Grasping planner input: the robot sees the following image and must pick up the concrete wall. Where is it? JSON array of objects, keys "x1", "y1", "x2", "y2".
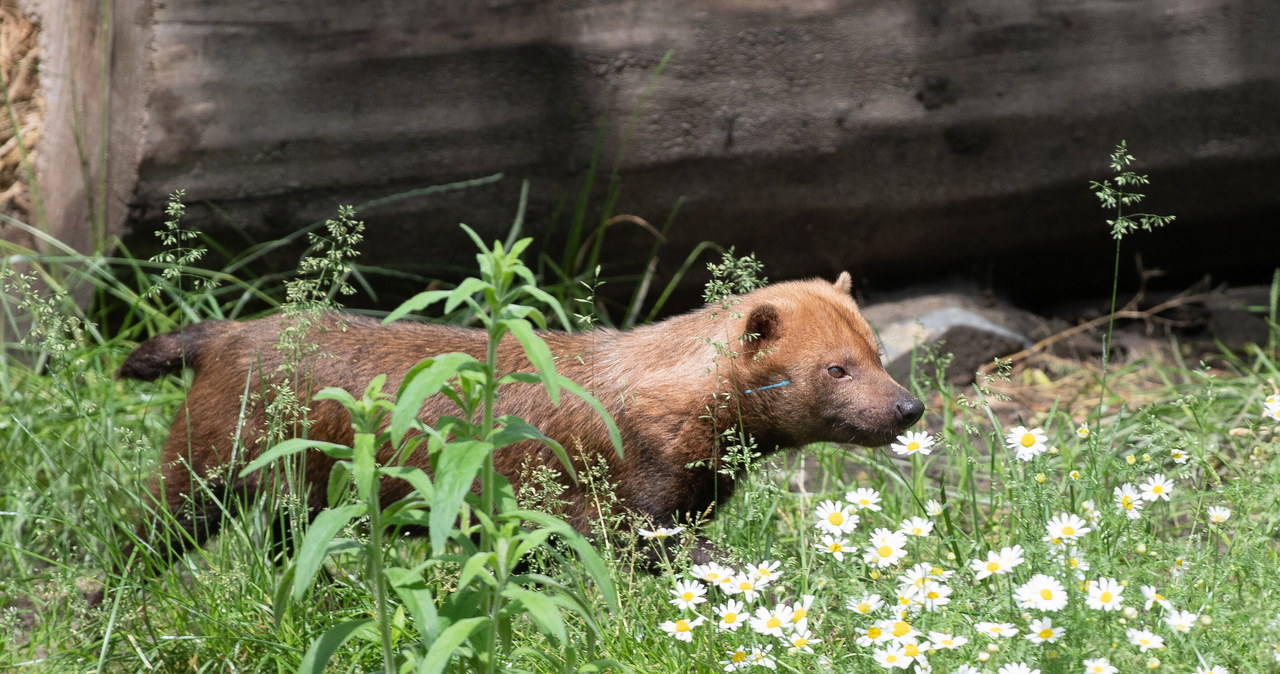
[{"x1": 26, "y1": 0, "x2": 1280, "y2": 308}]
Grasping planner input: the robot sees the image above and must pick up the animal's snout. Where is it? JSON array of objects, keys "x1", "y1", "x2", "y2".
[{"x1": 895, "y1": 396, "x2": 925, "y2": 427}]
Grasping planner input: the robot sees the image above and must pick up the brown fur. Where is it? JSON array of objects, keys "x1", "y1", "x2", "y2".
[{"x1": 114, "y1": 273, "x2": 922, "y2": 577}]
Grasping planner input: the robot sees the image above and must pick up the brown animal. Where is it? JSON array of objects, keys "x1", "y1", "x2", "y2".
[{"x1": 112, "y1": 272, "x2": 922, "y2": 583}]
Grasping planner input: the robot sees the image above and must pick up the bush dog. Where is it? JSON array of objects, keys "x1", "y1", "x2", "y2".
[{"x1": 112, "y1": 272, "x2": 922, "y2": 585}]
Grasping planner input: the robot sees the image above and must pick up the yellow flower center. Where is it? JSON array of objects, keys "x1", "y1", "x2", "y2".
[
  {"x1": 910, "y1": 527, "x2": 922, "y2": 535},
  {"x1": 828, "y1": 512, "x2": 844, "y2": 525},
  {"x1": 1063, "y1": 526, "x2": 1075, "y2": 536},
  {"x1": 674, "y1": 620, "x2": 690, "y2": 632},
  {"x1": 892, "y1": 621, "x2": 911, "y2": 637},
  {"x1": 1020, "y1": 433, "x2": 1036, "y2": 447},
  {"x1": 731, "y1": 652, "x2": 747, "y2": 663},
  {"x1": 859, "y1": 499, "x2": 870, "y2": 506},
  {"x1": 927, "y1": 590, "x2": 940, "y2": 599},
  {"x1": 723, "y1": 612, "x2": 738, "y2": 623},
  {"x1": 907, "y1": 441, "x2": 920, "y2": 451},
  {"x1": 829, "y1": 543, "x2": 843, "y2": 552},
  {"x1": 794, "y1": 638, "x2": 808, "y2": 647},
  {"x1": 1122, "y1": 496, "x2": 1134, "y2": 509},
  {"x1": 792, "y1": 609, "x2": 807, "y2": 621},
  {"x1": 990, "y1": 626, "x2": 1004, "y2": 634},
  {"x1": 1039, "y1": 628, "x2": 1054, "y2": 639},
  {"x1": 739, "y1": 581, "x2": 752, "y2": 591},
  {"x1": 1099, "y1": 591, "x2": 1113, "y2": 603},
  {"x1": 766, "y1": 617, "x2": 781, "y2": 629},
  {"x1": 867, "y1": 627, "x2": 882, "y2": 638},
  {"x1": 681, "y1": 592, "x2": 693, "y2": 601},
  {"x1": 878, "y1": 545, "x2": 894, "y2": 558},
  {"x1": 1154, "y1": 593, "x2": 1165, "y2": 600},
  {"x1": 857, "y1": 603, "x2": 871, "y2": 612},
  {"x1": 904, "y1": 644, "x2": 920, "y2": 657},
  {"x1": 885, "y1": 654, "x2": 898, "y2": 663},
  {"x1": 1040, "y1": 588, "x2": 1054, "y2": 600},
  {"x1": 1152, "y1": 485, "x2": 1163, "y2": 494},
  {"x1": 986, "y1": 561, "x2": 1001, "y2": 572}
]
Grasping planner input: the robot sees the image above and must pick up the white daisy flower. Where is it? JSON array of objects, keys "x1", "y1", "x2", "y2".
[
  {"x1": 872, "y1": 644, "x2": 908, "y2": 669},
  {"x1": 1075, "y1": 424, "x2": 1090, "y2": 438},
  {"x1": 1044, "y1": 512, "x2": 1091, "y2": 540},
  {"x1": 1126, "y1": 627, "x2": 1165, "y2": 652},
  {"x1": 899, "y1": 516, "x2": 934, "y2": 537},
  {"x1": 1114, "y1": 483, "x2": 1145, "y2": 519},
  {"x1": 690, "y1": 562, "x2": 734, "y2": 589},
  {"x1": 926, "y1": 631, "x2": 967, "y2": 649},
  {"x1": 1013, "y1": 574, "x2": 1068, "y2": 612},
  {"x1": 925, "y1": 499, "x2": 945, "y2": 517},
  {"x1": 1141, "y1": 585, "x2": 1173, "y2": 611},
  {"x1": 1082, "y1": 658, "x2": 1119, "y2": 674},
  {"x1": 846, "y1": 593, "x2": 884, "y2": 615},
  {"x1": 911, "y1": 580, "x2": 952, "y2": 612},
  {"x1": 786, "y1": 627, "x2": 821, "y2": 654},
  {"x1": 846, "y1": 487, "x2": 884, "y2": 511},
  {"x1": 891, "y1": 430, "x2": 937, "y2": 456},
  {"x1": 1170, "y1": 447, "x2": 1189, "y2": 464},
  {"x1": 876, "y1": 617, "x2": 920, "y2": 643},
  {"x1": 974, "y1": 621, "x2": 1019, "y2": 638},
  {"x1": 1005, "y1": 425, "x2": 1049, "y2": 461},
  {"x1": 855, "y1": 621, "x2": 893, "y2": 647},
  {"x1": 1207, "y1": 505, "x2": 1232, "y2": 523},
  {"x1": 1163, "y1": 609, "x2": 1199, "y2": 632},
  {"x1": 1024, "y1": 616, "x2": 1064, "y2": 643},
  {"x1": 1085, "y1": 577, "x2": 1125, "y2": 611},
  {"x1": 749, "y1": 604, "x2": 794, "y2": 637},
  {"x1": 724, "y1": 574, "x2": 764, "y2": 602},
  {"x1": 669, "y1": 579, "x2": 708, "y2": 610},
  {"x1": 1139, "y1": 473, "x2": 1174, "y2": 502},
  {"x1": 745, "y1": 644, "x2": 776, "y2": 670},
  {"x1": 863, "y1": 528, "x2": 909, "y2": 568},
  {"x1": 721, "y1": 646, "x2": 751, "y2": 672},
  {"x1": 1080, "y1": 499, "x2": 1102, "y2": 522},
  {"x1": 659, "y1": 615, "x2": 704, "y2": 641},
  {"x1": 970, "y1": 545, "x2": 1025, "y2": 580},
  {"x1": 747, "y1": 560, "x2": 782, "y2": 582},
  {"x1": 816, "y1": 534, "x2": 850, "y2": 561},
  {"x1": 998, "y1": 663, "x2": 1040, "y2": 674},
  {"x1": 713, "y1": 599, "x2": 746, "y2": 631},
  {"x1": 814, "y1": 499, "x2": 859, "y2": 535},
  {"x1": 638, "y1": 526, "x2": 683, "y2": 539},
  {"x1": 787, "y1": 594, "x2": 815, "y2": 627}
]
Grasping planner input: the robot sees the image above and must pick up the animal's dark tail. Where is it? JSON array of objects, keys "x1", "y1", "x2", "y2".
[{"x1": 117, "y1": 321, "x2": 229, "y2": 381}]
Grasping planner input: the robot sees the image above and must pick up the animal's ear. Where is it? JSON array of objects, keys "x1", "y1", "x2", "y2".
[
  {"x1": 833, "y1": 271, "x2": 852, "y2": 295},
  {"x1": 744, "y1": 303, "x2": 781, "y2": 344}
]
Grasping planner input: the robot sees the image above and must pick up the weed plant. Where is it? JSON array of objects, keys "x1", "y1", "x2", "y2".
[{"x1": 0, "y1": 146, "x2": 1277, "y2": 674}]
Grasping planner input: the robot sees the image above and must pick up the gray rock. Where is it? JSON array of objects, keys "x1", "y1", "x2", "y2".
[{"x1": 863, "y1": 292, "x2": 1040, "y2": 386}]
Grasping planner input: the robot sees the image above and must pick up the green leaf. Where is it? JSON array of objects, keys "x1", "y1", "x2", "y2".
[
  {"x1": 513, "y1": 510, "x2": 619, "y2": 613},
  {"x1": 351, "y1": 431, "x2": 378, "y2": 503},
  {"x1": 520, "y1": 284, "x2": 572, "y2": 330},
  {"x1": 385, "y1": 567, "x2": 441, "y2": 643},
  {"x1": 378, "y1": 465, "x2": 434, "y2": 503},
  {"x1": 430, "y1": 440, "x2": 493, "y2": 555},
  {"x1": 492, "y1": 415, "x2": 576, "y2": 483},
  {"x1": 391, "y1": 352, "x2": 478, "y2": 446},
  {"x1": 458, "y1": 550, "x2": 498, "y2": 590},
  {"x1": 291, "y1": 504, "x2": 366, "y2": 603},
  {"x1": 444, "y1": 277, "x2": 490, "y2": 314},
  {"x1": 296, "y1": 617, "x2": 375, "y2": 674},
  {"x1": 505, "y1": 318, "x2": 560, "y2": 404},
  {"x1": 384, "y1": 289, "x2": 452, "y2": 323},
  {"x1": 239, "y1": 438, "x2": 352, "y2": 478},
  {"x1": 502, "y1": 586, "x2": 567, "y2": 644},
  {"x1": 558, "y1": 377, "x2": 623, "y2": 459},
  {"x1": 417, "y1": 616, "x2": 488, "y2": 674}
]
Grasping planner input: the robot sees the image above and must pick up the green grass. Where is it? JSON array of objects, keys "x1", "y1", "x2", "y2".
[{"x1": 2, "y1": 166, "x2": 1279, "y2": 672}]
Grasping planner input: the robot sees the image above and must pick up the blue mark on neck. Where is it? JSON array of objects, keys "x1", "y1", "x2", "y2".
[{"x1": 744, "y1": 380, "x2": 791, "y2": 394}]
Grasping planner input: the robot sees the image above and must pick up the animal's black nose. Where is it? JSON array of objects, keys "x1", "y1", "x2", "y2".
[{"x1": 896, "y1": 397, "x2": 925, "y2": 426}]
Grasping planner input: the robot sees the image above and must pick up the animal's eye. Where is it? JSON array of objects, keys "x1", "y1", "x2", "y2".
[{"x1": 827, "y1": 365, "x2": 847, "y2": 379}]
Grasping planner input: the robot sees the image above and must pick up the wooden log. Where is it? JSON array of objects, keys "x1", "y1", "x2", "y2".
[{"x1": 17, "y1": 0, "x2": 1280, "y2": 308}]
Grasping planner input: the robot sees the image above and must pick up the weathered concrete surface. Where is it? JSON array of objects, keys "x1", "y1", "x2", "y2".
[{"x1": 23, "y1": 0, "x2": 1280, "y2": 308}]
